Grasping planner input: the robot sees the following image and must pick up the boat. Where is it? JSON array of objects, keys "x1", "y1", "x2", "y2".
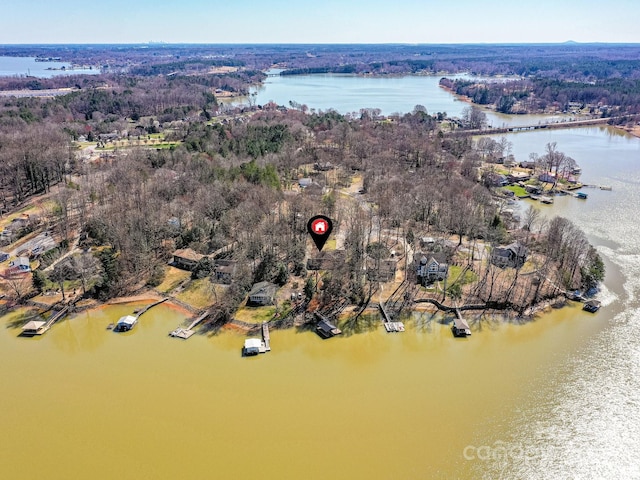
[
  {"x1": 599, "y1": 185, "x2": 612, "y2": 191},
  {"x1": 113, "y1": 315, "x2": 137, "y2": 332},
  {"x1": 575, "y1": 192, "x2": 588, "y2": 199},
  {"x1": 539, "y1": 196, "x2": 554, "y2": 204},
  {"x1": 583, "y1": 300, "x2": 601, "y2": 313}
]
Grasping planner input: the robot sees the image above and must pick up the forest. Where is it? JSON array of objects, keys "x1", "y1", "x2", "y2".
[
  {"x1": 440, "y1": 76, "x2": 640, "y2": 115},
  {"x1": 0, "y1": 44, "x2": 608, "y2": 328}
]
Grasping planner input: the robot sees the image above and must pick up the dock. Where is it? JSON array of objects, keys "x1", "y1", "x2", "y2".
[
  {"x1": 315, "y1": 312, "x2": 342, "y2": 338},
  {"x1": 451, "y1": 309, "x2": 471, "y2": 337},
  {"x1": 134, "y1": 298, "x2": 168, "y2": 318},
  {"x1": 113, "y1": 298, "x2": 168, "y2": 333},
  {"x1": 379, "y1": 301, "x2": 404, "y2": 333},
  {"x1": 169, "y1": 310, "x2": 210, "y2": 339},
  {"x1": 21, "y1": 305, "x2": 70, "y2": 336},
  {"x1": 262, "y1": 321, "x2": 271, "y2": 351}
]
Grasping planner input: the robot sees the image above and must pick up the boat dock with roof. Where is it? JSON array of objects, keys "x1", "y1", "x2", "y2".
[
  {"x1": 451, "y1": 309, "x2": 471, "y2": 337},
  {"x1": 21, "y1": 305, "x2": 70, "y2": 336}
]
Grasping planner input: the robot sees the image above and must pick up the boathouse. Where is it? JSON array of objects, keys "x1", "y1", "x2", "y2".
[
  {"x1": 452, "y1": 317, "x2": 472, "y2": 337},
  {"x1": 243, "y1": 338, "x2": 265, "y2": 356},
  {"x1": 21, "y1": 320, "x2": 47, "y2": 335},
  {"x1": 114, "y1": 315, "x2": 137, "y2": 332},
  {"x1": 315, "y1": 313, "x2": 342, "y2": 339}
]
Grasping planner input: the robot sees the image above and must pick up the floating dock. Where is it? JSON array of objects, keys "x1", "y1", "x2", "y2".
[{"x1": 384, "y1": 322, "x2": 405, "y2": 332}]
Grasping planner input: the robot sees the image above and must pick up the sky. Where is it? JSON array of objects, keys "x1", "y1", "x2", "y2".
[{"x1": 2, "y1": 0, "x2": 639, "y2": 44}]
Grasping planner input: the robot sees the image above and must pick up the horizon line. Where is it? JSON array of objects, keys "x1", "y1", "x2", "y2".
[{"x1": 2, "y1": 41, "x2": 640, "y2": 47}]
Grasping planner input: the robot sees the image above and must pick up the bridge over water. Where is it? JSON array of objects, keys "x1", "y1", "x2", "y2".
[{"x1": 449, "y1": 115, "x2": 637, "y2": 137}]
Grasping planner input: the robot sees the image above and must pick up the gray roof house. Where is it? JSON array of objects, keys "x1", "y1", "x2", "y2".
[
  {"x1": 247, "y1": 282, "x2": 277, "y2": 306},
  {"x1": 491, "y1": 242, "x2": 527, "y2": 269},
  {"x1": 213, "y1": 259, "x2": 237, "y2": 284}
]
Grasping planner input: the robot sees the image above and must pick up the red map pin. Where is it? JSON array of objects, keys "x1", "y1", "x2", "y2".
[{"x1": 307, "y1": 215, "x2": 333, "y2": 252}]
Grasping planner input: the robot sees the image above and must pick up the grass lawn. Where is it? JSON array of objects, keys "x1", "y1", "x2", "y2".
[
  {"x1": 504, "y1": 185, "x2": 529, "y2": 197},
  {"x1": 234, "y1": 305, "x2": 276, "y2": 324},
  {"x1": 175, "y1": 278, "x2": 219, "y2": 310},
  {"x1": 448, "y1": 265, "x2": 478, "y2": 285},
  {"x1": 155, "y1": 266, "x2": 191, "y2": 294}
]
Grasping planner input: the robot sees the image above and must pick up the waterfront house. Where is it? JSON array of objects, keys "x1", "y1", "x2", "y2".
[
  {"x1": 414, "y1": 253, "x2": 448, "y2": 284},
  {"x1": 172, "y1": 248, "x2": 205, "y2": 271},
  {"x1": 507, "y1": 171, "x2": 531, "y2": 183},
  {"x1": 484, "y1": 173, "x2": 508, "y2": 187},
  {"x1": 538, "y1": 172, "x2": 556, "y2": 184},
  {"x1": 307, "y1": 250, "x2": 346, "y2": 271},
  {"x1": 213, "y1": 259, "x2": 237, "y2": 284},
  {"x1": 366, "y1": 258, "x2": 397, "y2": 282},
  {"x1": 247, "y1": 282, "x2": 277, "y2": 306},
  {"x1": 490, "y1": 242, "x2": 527, "y2": 269}
]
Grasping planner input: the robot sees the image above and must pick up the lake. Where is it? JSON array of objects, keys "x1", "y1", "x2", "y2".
[
  {"x1": 248, "y1": 71, "x2": 570, "y2": 126},
  {"x1": 2, "y1": 76, "x2": 640, "y2": 479},
  {"x1": 0, "y1": 56, "x2": 98, "y2": 78}
]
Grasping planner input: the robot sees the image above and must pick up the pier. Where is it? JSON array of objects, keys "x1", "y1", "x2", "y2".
[
  {"x1": 21, "y1": 305, "x2": 70, "y2": 336},
  {"x1": 379, "y1": 301, "x2": 404, "y2": 333},
  {"x1": 134, "y1": 298, "x2": 168, "y2": 318},
  {"x1": 169, "y1": 310, "x2": 210, "y2": 339},
  {"x1": 262, "y1": 321, "x2": 271, "y2": 351},
  {"x1": 451, "y1": 309, "x2": 471, "y2": 337},
  {"x1": 113, "y1": 298, "x2": 168, "y2": 333}
]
